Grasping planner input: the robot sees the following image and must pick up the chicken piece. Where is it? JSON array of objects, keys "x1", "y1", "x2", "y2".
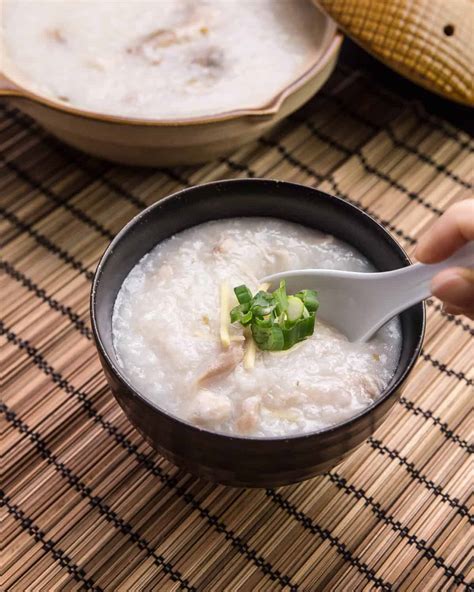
[
  {"x1": 212, "y1": 237, "x2": 235, "y2": 255},
  {"x1": 188, "y1": 390, "x2": 232, "y2": 427},
  {"x1": 126, "y1": 26, "x2": 188, "y2": 63},
  {"x1": 144, "y1": 264, "x2": 173, "y2": 290},
  {"x1": 127, "y1": 3, "x2": 215, "y2": 64},
  {"x1": 236, "y1": 396, "x2": 261, "y2": 433},
  {"x1": 188, "y1": 45, "x2": 225, "y2": 88},
  {"x1": 126, "y1": 29, "x2": 168, "y2": 64},
  {"x1": 261, "y1": 248, "x2": 290, "y2": 271},
  {"x1": 196, "y1": 343, "x2": 243, "y2": 387},
  {"x1": 156, "y1": 264, "x2": 174, "y2": 281},
  {"x1": 45, "y1": 28, "x2": 66, "y2": 44},
  {"x1": 273, "y1": 249, "x2": 290, "y2": 270},
  {"x1": 128, "y1": 28, "x2": 177, "y2": 59},
  {"x1": 85, "y1": 57, "x2": 108, "y2": 71},
  {"x1": 358, "y1": 374, "x2": 381, "y2": 398},
  {"x1": 262, "y1": 390, "x2": 306, "y2": 411},
  {"x1": 192, "y1": 46, "x2": 224, "y2": 71}
]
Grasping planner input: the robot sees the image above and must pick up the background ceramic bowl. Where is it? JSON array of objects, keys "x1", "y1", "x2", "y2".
[
  {"x1": 0, "y1": 6, "x2": 342, "y2": 166},
  {"x1": 91, "y1": 179, "x2": 425, "y2": 487}
]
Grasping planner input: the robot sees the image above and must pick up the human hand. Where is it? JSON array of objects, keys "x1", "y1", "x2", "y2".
[{"x1": 415, "y1": 199, "x2": 474, "y2": 320}]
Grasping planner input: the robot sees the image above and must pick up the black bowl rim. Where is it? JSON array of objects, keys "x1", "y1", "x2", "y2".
[{"x1": 91, "y1": 178, "x2": 425, "y2": 443}]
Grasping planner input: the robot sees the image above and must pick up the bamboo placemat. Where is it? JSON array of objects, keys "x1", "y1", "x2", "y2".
[{"x1": 1, "y1": 63, "x2": 473, "y2": 591}]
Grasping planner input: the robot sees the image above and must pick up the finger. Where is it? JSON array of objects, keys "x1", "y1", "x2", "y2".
[
  {"x1": 442, "y1": 303, "x2": 474, "y2": 317},
  {"x1": 431, "y1": 268, "x2": 474, "y2": 309},
  {"x1": 415, "y1": 199, "x2": 474, "y2": 263},
  {"x1": 443, "y1": 304, "x2": 474, "y2": 321}
]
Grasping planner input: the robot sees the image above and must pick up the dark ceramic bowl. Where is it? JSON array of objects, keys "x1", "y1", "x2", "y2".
[{"x1": 91, "y1": 179, "x2": 425, "y2": 487}]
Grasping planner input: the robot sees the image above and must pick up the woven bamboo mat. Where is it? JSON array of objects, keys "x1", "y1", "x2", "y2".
[{"x1": 1, "y1": 63, "x2": 473, "y2": 591}]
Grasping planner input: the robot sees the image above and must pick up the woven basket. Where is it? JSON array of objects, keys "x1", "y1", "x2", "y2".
[{"x1": 314, "y1": 0, "x2": 474, "y2": 106}]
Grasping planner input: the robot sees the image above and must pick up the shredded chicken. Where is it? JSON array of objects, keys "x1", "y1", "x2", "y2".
[
  {"x1": 188, "y1": 389, "x2": 232, "y2": 427},
  {"x1": 236, "y1": 396, "x2": 261, "y2": 433},
  {"x1": 212, "y1": 237, "x2": 235, "y2": 255},
  {"x1": 260, "y1": 247, "x2": 290, "y2": 270},
  {"x1": 269, "y1": 409, "x2": 300, "y2": 422},
  {"x1": 196, "y1": 343, "x2": 243, "y2": 387},
  {"x1": 263, "y1": 391, "x2": 306, "y2": 409},
  {"x1": 358, "y1": 374, "x2": 381, "y2": 398},
  {"x1": 192, "y1": 46, "x2": 224, "y2": 71},
  {"x1": 126, "y1": 28, "x2": 176, "y2": 64},
  {"x1": 156, "y1": 264, "x2": 174, "y2": 281},
  {"x1": 145, "y1": 264, "x2": 173, "y2": 290},
  {"x1": 85, "y1": 57, "x2": 107, "y2": 71},
  {"x1": 126, "y1": 3, "x2": 215, "y2": 64},
  {"x1": 273, "y1": 249, "x2": 290, "y2": 270},
  {"x1": 45, "y1": 27, "x2": 66, "y2": 44}
]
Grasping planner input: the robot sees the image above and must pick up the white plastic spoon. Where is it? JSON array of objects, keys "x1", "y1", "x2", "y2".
[{"x1": 261, "y1": 242, "x2": 474, "y2": 342}]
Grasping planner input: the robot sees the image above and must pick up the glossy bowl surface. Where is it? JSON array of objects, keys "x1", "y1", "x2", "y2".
[
  {"x1": 91, "y1": 179, "x2": 425, "y2": 487},
  {"x1": 0, "y1": 5, "x2": 342, "y2": 166}
]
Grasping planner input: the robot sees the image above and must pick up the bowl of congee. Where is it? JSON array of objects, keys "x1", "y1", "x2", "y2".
[
  {"x1": 0, "y1": 0, "x2": 342, "y2": 166},
  {"x1": 91, "y1": 180, "x2": 425, "y2": 487}
]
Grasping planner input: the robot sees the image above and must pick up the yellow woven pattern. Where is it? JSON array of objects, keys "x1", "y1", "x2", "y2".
[{"x1": 316, "y1": 0, "x2": 474, "y2": 106}]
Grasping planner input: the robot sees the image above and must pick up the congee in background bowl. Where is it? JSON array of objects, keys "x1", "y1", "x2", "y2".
[
  {"x1": 0, "y1": 0, "x2": 342, "y2": 165},
  {"x1": 91, "y1": 180, "x2": 425, "y2": 487}
]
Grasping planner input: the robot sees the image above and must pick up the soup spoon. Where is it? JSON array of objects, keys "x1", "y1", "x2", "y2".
[{"x1": 261, "y1": 242, "x2": 474, "y2": 342}]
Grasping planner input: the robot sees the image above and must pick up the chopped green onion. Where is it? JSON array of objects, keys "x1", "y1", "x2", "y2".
[
  {"x1": 273, "y1": 280, "x2": 289, "y2": 315},
  {"x1": 250, "y1": 291, "x2": 277, "y2": 317},
  {"x1": 281, "y1": 314, "x2": 315, "y2": 350},
  {"x1": 230, "y1": 303, "x2": 252, "y2": 325},
  {"x1": 295, "y1": 289, "x2": 319, "y2": 313},
  {"x1": 229, "y1": 280, "x2": 318, "y2": 351},
  {"x1": 251, "y1": 317, "x2": 285, "y2": 351},
  {"x1": 287, "y1": 295, "x2": 304, "y2": 321},
  {"x1": 234, "y1": 284, "x2": 253, "y2": 305}
]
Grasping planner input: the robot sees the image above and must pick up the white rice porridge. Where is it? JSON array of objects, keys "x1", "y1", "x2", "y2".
[
  {"x1": 3, "y1": 0, "x2": 324, "y2": 118},
  {"x1": 112, "y1": 218, "x2": 402, "y2": 437}
]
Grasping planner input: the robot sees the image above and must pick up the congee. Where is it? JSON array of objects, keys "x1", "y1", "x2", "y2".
[
  {"x1": 3, "y1": 0, "x2": 323, "y2": 118},
  {"x1": 112, "y1": 218, "x2": 402, "y2": 437}
]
